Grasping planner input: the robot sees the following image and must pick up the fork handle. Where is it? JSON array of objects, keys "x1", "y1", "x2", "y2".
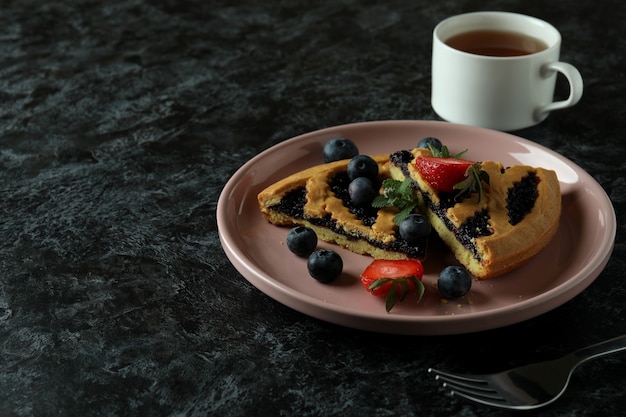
[{"x1": 569, "y1": 334, "x2": 626, "y2": 365}]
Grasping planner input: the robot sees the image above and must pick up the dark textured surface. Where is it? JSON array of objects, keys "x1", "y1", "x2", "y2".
[{"x1": 1, "y1": 1, "x2": 626, "y2": 416}]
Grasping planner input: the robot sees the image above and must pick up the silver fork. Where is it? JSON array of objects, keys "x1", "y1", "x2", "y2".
[{"x1": 428, "y1": 334, "x2": 626, "y2": 410}]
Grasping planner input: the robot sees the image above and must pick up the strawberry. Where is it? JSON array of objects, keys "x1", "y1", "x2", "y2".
[
  {"x1": 415, "y1": 156, "x2": 490, "y2": 201},
  {"x1": 415, "y1": 156, "x2": 474, "y2": 192},
  {"x1": 360, "y1": 259, "x2": 425, "y2": 312}
]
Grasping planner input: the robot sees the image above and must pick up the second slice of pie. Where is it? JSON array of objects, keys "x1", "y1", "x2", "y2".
[{"x1": 388, "y1": 147, "x2": 562, "y2": 279}]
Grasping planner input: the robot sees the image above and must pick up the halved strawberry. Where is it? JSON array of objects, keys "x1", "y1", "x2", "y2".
[
  {"x1": 360, "y1": 259, "x2": 425, "y2": 312},
  {"x1": 415, "y1": 156, "x2": 474, "y2": 192}
]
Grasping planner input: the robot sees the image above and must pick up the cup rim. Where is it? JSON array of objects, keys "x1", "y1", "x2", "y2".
[{"x1": 433, "y1": 11, "x2": 561, "y2": 59}]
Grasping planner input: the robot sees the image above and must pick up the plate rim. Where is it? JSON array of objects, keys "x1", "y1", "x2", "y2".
[{"x1": 217, "y1": 120, "x2": 616, "y2": 335}]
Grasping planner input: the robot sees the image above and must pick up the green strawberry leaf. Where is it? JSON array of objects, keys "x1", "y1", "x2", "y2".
[
  {"x1": 369, "y1": 276, "x2": 425, "y2": 313},
  {"x1": 367, "y1": 277, "x2": 394, "y2": 291},
  {"x1": 386, "y1": 281, "x2": 399, "y2": 312},
  {"x1": 410, "y1": 276, "x2": 425, "y2": 301}
]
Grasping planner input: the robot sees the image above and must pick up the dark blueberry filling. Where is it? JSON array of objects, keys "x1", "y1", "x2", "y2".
[
  {"x1": 457, "y1": 209, "x2": 492, "y2": 256},
  {"x1": 435, "y1": 191, "x2": 472, "y2": 209},
  {"x1": 506, "y1": 172, "x2": 538, "y2": 225},
  {"x1": 273, "y1": 187, "x2": 306, "y2": 218},
  {"x1": 423, "y1": 192, "x2": 492, "y2": 261},
  {"x1": 390, "y1": 150, "x2": 414, "y2": 178},
  {"x1": 304, "y1": 215, "x2": 426, "y2": 258}
]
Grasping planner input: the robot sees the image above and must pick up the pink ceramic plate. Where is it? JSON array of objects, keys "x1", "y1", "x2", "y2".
[{"x1": 217, "y1": 121, "x2": 616, "y2": 335}]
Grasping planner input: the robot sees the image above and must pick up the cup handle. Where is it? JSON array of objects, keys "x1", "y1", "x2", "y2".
[{"x1": 534, "y1": 62, "x2": 584, "y2": 121}]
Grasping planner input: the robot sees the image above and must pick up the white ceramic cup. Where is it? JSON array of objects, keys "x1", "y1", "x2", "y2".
[{"x1": 431, "y1": 11, "x2": 583, "y2": 131}]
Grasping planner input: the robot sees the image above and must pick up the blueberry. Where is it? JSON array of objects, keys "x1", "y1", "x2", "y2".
[
  {"x1": 417, "y1": 136, "x2": 443, "y2": 151},
  {"x1": 286, "y1": 226, "x2": 318, "y2": 257},
  {"x1": 399, "y1": 214, "x2": 431, "y2": 243},
  {"x1": 307, "y1": 249, "x2": 343, "y2": 283},
  {"x1": 348, "y1": 177, "x2": 378, "y2": 207},
  {"x1": 437, "y1": 266, "x2": 472, "y2": 299},
  {"x1": 347, "y1": 155, "x2": 379, "y2": 182},
  {"x1": 323, "y1": 138, "x2": 359, "y2": 163}
]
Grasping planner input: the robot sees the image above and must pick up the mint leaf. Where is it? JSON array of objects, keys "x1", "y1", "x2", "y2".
[
  {"x1": 453, "y1": 162, "x2": 490, "y2": 202},
  {"x1": 372, "y1": 193, "x2": 393, "y2": 208},
  {"x1": 428, "y1": 143, "x2": 448, "y2": 157},
  {"x1": 372, "y1": 178, "x2": 418, "y2": 225},
  {"x1": 395, "y1": 204, "x2": 416, "y2": 224}
]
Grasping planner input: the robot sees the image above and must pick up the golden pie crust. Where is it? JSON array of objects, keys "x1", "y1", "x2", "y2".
[
  {"x1": 257, "y1": 154, "x2": 426, "y2": 260},
  {"x1": 389, "y1": 148, "x2": 562, "y2": 279}
]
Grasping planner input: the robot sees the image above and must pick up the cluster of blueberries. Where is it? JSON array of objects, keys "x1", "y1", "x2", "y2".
[
  {"x1": 285, "y1": 137, "x2": 472, "y2": 299},
  {"x1": 326, "y1": 138, "x2": 433, "y2": 244},
  {"x1": 285, "y1": 226, "x2": 342, "y2": 283}
]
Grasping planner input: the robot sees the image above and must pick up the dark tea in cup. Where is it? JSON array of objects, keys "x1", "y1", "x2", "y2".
[
  {"x1": 431, "y1": 12, "x2": 583, "y2": 130},
  {"x1": 445, "y1": 29, "x2": 548, "y2": 57}
]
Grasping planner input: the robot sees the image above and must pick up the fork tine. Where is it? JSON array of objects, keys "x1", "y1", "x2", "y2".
[
  {"x1": 441, "y1": 380, "x2": 502, "y2": 400},
  {"x1": 449, "y1": 389, "x2": 512, "y2": 408},
  {"x1": 429, "y1": 369, "x2": 498, "y2": 396},
  {"x1": 428, "y1": 368, "x2": 489, "y2": 386},
  {"x1": 428, "y1": 368, "x2": 508, "y2": 404}
]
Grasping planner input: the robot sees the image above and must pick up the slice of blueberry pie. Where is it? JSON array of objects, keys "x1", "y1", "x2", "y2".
[
  {"x1": 388, "y1": 147, "x2": 562, "y2": 279},
  {"x1": 257, "y1": 154, "x2": 429, "y2": 260}
]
